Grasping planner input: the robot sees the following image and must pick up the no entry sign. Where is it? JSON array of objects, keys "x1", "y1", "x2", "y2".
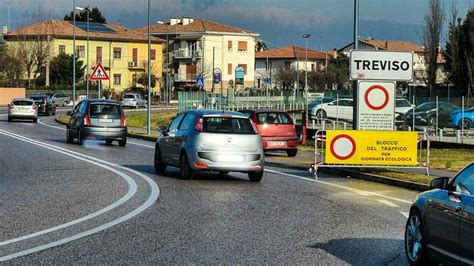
[
  {"x1": 350, "y1": 50, "x2": 413, "y2": 81},
  {"x1": 357, "y1": 81, "x2": 395, "y2": 131}
]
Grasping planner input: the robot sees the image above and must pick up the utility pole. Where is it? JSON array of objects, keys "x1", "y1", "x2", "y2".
[
  {"x1": 5, "y1": 1, "x2": 10, "y2": 31},
  {"x1": 72, "y1": 0, "x2": 76, "y2": 109},
  {"x1": 303, "y1": 34, "x2": 310, "y2": 91},
  {"x1": 352, "y1": 0, "x2": 359, "y2": 129},
  {"x1": 212, "y1": 46, "x2": 215, "y2": 93},
  {"x1": 146, "y1": 0, "x2": 152, "y2": 135}
]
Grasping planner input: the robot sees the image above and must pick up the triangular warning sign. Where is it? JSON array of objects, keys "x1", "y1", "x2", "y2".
[
  {"x1": 89, "y1": 63, "x2": 109, "y2": 81},
  {"x1": 196, "y1": 79, "x2": 203, "y2": 86}
]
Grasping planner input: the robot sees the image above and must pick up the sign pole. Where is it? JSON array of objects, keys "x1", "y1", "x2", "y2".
[
  {"x1": 99, "y1": 80, "x2": 102, "y2": 99},
  {"x1": 352, "y1": 0, "x2": 359, "y2": 129}
]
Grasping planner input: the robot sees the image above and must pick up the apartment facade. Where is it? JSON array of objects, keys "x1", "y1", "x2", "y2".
[
  {"x1": 4, "y1": 19, "x2": 164, "y2": 92},
  {"x1": 143, "y1": 17, "x2": 259, "y2": 92}
]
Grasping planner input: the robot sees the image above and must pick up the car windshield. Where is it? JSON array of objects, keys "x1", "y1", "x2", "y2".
[
  {"x1": 257, "y1": 112, "x2": 292, "y2": 125},
  {"x1": 396, "y1": 99, "x2": 412, "y2": 107},
  {"x1": 31, "y1": 96, "x2": 46, "y2": 102},
  {"x1": 123, "y1": 95, "x2": 135, "y2": 99},
  {"x1": 203, "y1": 116, "x2": 255, "y2": 134},
  {"x1": 414, "y1": 102, "x2": 435, "y2": 112},
  {"x1": 12, "y1": 100, "x2": 33, "y2": 106},
  {"x1": 89, "y1": 104, "x2": 122, "y2": 118}
]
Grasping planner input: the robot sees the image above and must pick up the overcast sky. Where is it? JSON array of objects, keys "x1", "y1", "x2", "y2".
[{"x1": 1, "y1": 0, "x2": 472, "y2": 50}]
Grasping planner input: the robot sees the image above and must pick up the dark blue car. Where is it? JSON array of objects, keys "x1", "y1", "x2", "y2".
[{"x1": 449, "y1": 107, "x2": 474, "y2": 129}]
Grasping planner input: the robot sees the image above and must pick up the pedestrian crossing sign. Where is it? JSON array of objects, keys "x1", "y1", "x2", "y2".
[
  {"x1": 89, "y1": 63, "x2": 109, "y2": 81},
  {"x1": 196, "y1": 76, "x2": 204, "y2": 87}
]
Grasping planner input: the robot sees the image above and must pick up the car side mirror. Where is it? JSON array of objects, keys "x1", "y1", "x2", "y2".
[
  {"x1": 66, "y1": 111, "x2": 73, "y2": 116},
  {"x1": 158, "y1": 126, "x2": 168, "y2": 135},
  {"x1": 430, "y1": 177, "x2": 449, "y2": 190}
]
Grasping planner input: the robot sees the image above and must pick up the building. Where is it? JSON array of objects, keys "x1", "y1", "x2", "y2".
[
  {"x1": 255, "y1": 45, "x2": 330, "y2": 89},
  {"x1": 4, "y1": 19, "x2": 164, "y2": 93},
  {"x1": 139, "y1": 17, "x2": 259, "y2": 94},
  {"x1": 339, "y1": 38, "x2": 446, "y2": 85}
]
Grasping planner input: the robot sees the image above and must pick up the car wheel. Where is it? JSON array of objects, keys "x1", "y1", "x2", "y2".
[
  {"x1": 458, "y1": 119, "x2": 472, "y2": 130},
  {"x1": 154, "y1": 147, "x2": 167, "y2": 174},
  {"x1": 47, "y1": 110, "x2": 52, "y2": 116},
  {"x1": 77, "y1": 130, "x2": 84, "y2": 145},
  {"x1": 7, "y1": 117, "x2": 12, "y2": 122},
  {"x1": 286, "y1": 149, "x2": 298, "y2": 157},
  {"x1": 135, "y1": 104, "x2": 139, "y2": 109},
  {"x1": 33, "y1": 118, "x2": 37, "y2": 123},
  {"x1": 118, "y1": 138, "x2": 127, "y2": 147},
  {"x1": 105, "y1": 140, "x2": 113, "y2": 145},
  {"x1": 316, "y1": 109, "x2": 327, "y2": 119},
  {"x1": 405, "y1": 210, "x2": 430, "y2": 265},
  {"x1": 179, "y1": 153, "x2": 193, "y2": 180},
  {"x1": 66, "y1": 127, "x2": 74, "y2": 143},
  {"x1": 248, "y1": 171, "x2": 263, "y2": 182},
  {"x1": 63, "y1": 101, "x2": 68, "y2": 107}
]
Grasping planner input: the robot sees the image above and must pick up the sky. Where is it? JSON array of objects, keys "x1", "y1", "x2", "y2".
[{"x1": 0, "y1": 0, "x2": 472, "y2": 50}]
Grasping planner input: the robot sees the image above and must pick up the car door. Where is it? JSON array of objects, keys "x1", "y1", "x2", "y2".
[
  {"x1": 324, "y1": 100, "x2": 338, "y2": 118},
  {"x1": 171, "y1": 112, "x2": 196, "y2": 163},
  {"x1": 287, "y1": 110, "x2": 306, "y2": 144},
  {"x1": 453, "y1": 164, "x2": 474, "y2": 263},
  {"x1": 160, "y1": 113, "x2": 185, "y2": 165},
  {"x1": 339, "y1": 100, "x2": 353, "y2": 121},
  {"x1": 69, "y1": 102, "x2": 83, "y2": 135}
]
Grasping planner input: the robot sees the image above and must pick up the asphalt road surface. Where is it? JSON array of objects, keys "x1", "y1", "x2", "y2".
[{"x1": 0, "y1": 113, "x2": 419, "y2": 264}]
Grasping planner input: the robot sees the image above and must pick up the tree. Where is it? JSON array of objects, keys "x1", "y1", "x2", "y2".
[
  {"x1": 64, "y1": 6, "x2": 107, "y2": 23},
  {"x1": 49, "y1": 53, "x2": 84, "y2": 85},
  {"x1": 422, "y1": 0, "x2": 444, "y2": 97},
  {"x1": 274, "y1": 66, "x2": 297, "y2": 90},
  {"x1": 0, "y1": 46, "x2": 23, "y2": 87},
  {"x1": 255, "y1": 39, "x2": 268, "y2": 53}
]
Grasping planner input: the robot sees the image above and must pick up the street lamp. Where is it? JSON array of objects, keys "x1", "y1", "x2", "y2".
[
  {"x1": 4, "y1": 1, "x2": 10, "y2": 31},
  {"x1": 146, "y1": 0, "x2": 151, "y2": 135},
  {"x1": 303, "y1": 34, "x2": 310, "y2": 91},
  {"x1": 75, "y1": 6, "x2": 90, "y2": 98},
  {"x1": 72, "y1": 0, "x2": 76, "y2": 109}
]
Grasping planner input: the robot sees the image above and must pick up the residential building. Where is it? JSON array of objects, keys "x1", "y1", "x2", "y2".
[
  {"x1": 139, "y1": 17, "x2": 259, "y2": 93},
  {"x1": 255, "y1": 45, "x2": 330, "y2": 89},
  {"x1": 339, "y1": 38, "x2": 446, "y2": 85},
  {"x1": 4, "y1": 19, "x2": 164, "y2": 92}
]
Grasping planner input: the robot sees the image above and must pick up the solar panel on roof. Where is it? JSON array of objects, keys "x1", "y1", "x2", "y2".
[{"x1": 70, "y1": 21, "x2": 116, "y2": 33}]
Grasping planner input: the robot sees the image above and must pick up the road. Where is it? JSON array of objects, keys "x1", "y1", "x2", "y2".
[{"x1": 0, "y1": 113, "x2": 419, "y2": 264}]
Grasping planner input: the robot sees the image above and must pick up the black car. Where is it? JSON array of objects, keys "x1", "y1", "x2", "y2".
[
  {"x1": 30, "y1": 95, "x2": 56, "y2": 116},
  {"x1": 402, "y1": 102, "x2": 458, "y2": 128},
  {"x1": 405, "y1": 163, "x2": 474, "y2": 265},
  {"x1": 66, "y1": 99, "x2": 127, "y2": 146}
]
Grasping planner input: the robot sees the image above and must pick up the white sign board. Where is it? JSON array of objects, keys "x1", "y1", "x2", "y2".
[
  {"x1": 350, "y1": 50, "x2": 413, "y2": 81},
  {"x1": 357, "y1": 81, "x2": 395, "y2": 131}
]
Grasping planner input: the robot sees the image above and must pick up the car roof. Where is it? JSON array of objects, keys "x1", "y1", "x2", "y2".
[
  {"x1": 12, "y1": 98, "x2": 33, "y2": 101},
  {"x1": 187, "y1": 109, "x2": 247, "y2": 117},
  {"x1": 84, "y1": 99, "x2": 120, "y2": 104},
  {"x1": 239, "y1": 109, "x2": 288, "y2": 113},
  {"x1": 30, "y1": 95, "x2": 49, "y2": 98}
]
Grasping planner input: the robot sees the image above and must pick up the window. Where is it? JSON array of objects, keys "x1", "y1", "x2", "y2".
[
  {"x1": 257, "y1": 112, "x2": 292, "y2": 125},
  {"x1": 180, "y1": 113, "x2": 196, "y2": 130},
  {"x1": 76, "y1": 45, "x2": 85, "y2": 58},
  {"x1": 228, "y1": 63, "x2": 232, "y2": 75},
  {"x1": 114, "y1": 74, "x2": 121, "y2": 85},
  {"x1": 454, "y1": 164, "x2": 474, "y2": 195},
  {"x1": 89, "y1": 103, "x2": 122, "y2": 118},
  {"x1": 113, "y1": 47, "x2": 122, "y2": 59},
  {"x1": 132, "y1": 48, "x2": 138, "y2": 66},
  {"x1": 228, "y1": 40, "x2": 233, "y2": 52},
  {"x1": 203, "y1": 117, "x2": 255, "y2": 134},
  {"x1": 238, "y1": 64, "x2": 247, "y2": 74},
  {"x1": 59, "y1": 45, "x2": 66, "y2": 54},
  {"x1": 311, "y1": 64, "x2": 316, "y2": 71},
  {"x1": 169, "y1": 113, "x2": 185, "y2": 132},
  {"x1": 151, "y1": 49, "x2": 156, "y2": 60},
  {"x1": 96, "y1": 46, "x2": 103, "y2": 63},
  {"x1": 284, "y1": 61, "x2": 291, "y2": 70},
  {"x1": 238, "y1": 41, "x2": 247, "y2": 52}
]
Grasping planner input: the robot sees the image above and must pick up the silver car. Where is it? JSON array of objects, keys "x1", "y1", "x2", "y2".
[
  {"x1": 121, "y1": 93, "x2": 147, "y2": 109},
  {"x1": 7, "y1": 98, "x2": 38, "y2": 123},
  {"x1": 154, "y1": 110, "x2": 264, "y2": 182}
]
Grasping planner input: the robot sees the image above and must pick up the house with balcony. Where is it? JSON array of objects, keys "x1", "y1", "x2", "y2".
[
  {"x1": 140, "y1": 17, "x2": 259, "y2": 93},
  {"x1": 4, "y1": 19, "x2": 164, "y2": 92},
  {"x1": 255, "y1": 45, "x2": 330, "y2": 89}
]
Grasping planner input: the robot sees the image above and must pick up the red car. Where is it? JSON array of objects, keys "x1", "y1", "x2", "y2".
[{"x1": 239, "y1": 109, "x2": 306, "y2": 157}]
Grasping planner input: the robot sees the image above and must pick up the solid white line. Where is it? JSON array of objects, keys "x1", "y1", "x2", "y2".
[
  {"x1": 0, "y1": 130, "x2": 160, "y2": 261},
  {"x1": 38, "y1": 117, "x2": 154, "y2": 149},
  {"x1": 377, "y1": 199, "x2": 400, "y2": 208},
  {"x1": 265, "y1": 169, "x2": 413, "y2": 205},
  {"x1": 0, "y1": 130, "x2": 137, "y2": 246},
  {"x1": 401, "y1": 212, "x2": 409, "y2": 218}
]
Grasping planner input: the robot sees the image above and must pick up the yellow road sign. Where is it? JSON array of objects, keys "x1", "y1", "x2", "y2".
[{"x1": 325, "y1": 130, "x2": 418, "y2": 166}]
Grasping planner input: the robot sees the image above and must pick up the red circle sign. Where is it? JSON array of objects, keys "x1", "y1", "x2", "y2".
[
  {"x1": 330, "y1": 134, "x2": 356, "y2": 160},
  {"x1": 364, "y1": 85, "x2": 389, "y2": 110}
]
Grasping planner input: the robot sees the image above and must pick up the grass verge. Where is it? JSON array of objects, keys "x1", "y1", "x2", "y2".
[{"x1": 126, "y1": 111, "x2": 176, "y2": 130}]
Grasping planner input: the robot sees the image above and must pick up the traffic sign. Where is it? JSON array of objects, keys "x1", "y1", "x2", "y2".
[
  {"x1": 213, "y1": 68, "x2": 221, "y2": 84},
  {"x1": 235, "y1": 66, "x2": 244, "y2": 85},
  {"x1": 350, "y1": 50, "x2": 413, "y2": 81},
  {"x1": 196, "y1": 76, "x2": 204, "y2": 87},
  {"x1": 325, "y1": 130, "x2": 417, "y2": 165},
  {"x1": 357, "y1": 81, "x2": 395, "y2": 131},
  {"x1": 263, "y1": 77, "x2": 270, "y2": 84},
  {"x1": 89, "y1": 62, "x2": 109, "y2": 81}
]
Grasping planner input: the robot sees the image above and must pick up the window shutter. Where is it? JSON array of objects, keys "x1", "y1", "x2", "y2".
[
  {"x1": 228, "y1": 63, "x2": 232, "y2": 75},
  {"x1": 238, "y1": 41, "x2": 247, "y2": 51}
]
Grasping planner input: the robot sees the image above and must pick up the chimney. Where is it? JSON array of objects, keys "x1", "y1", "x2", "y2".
[
  {"x1": 385, "y1": 41, "x2": 388, "y2": 49},
  {"x1": 182, "y1": 17, "x2": 193, "y2": 25},
  {"x1": 2, "y1": 25, "x2": 7, "y2": 34},
  {"x1": 170, "y1": 17, "x2": 180, "y2": 25}
]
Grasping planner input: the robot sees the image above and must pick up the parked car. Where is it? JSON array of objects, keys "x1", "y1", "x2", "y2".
[
  {"x1": 448, "y1": 107, "x2": 474, "y2": 129},
  {"x1": 205, "y1": 93, "x2": 227, "y2": 106},
  {"x1": 154, "y1": 110, "x2": 264, "y2": 181},
  {"x1": 239, "y1": 109, "x2": 305, "y2": 157},
  {"x1": 30, "y1": 95, "x2": 56, "y2": 116},
  {"x1": 120, "y1": 93, "x2": 147, "y2": 109},
  {"x1": 310, "y1": 98, "x2": 354, "y2": 121},
  {"x1": 7, "y1": 98, "x2": 38, "y2": 123},
  {"x1": 404, "y1": 163, "x2": 474, "y2": 265},
  {"x1": 395, "y1": 98, "x2": 413, "y2": 114},
  {"x1": 46, "y1": 92, "x2": 71, "y2": 106},
  {"x1": 307, "y1": 97, "x2": 336, "y2": 111},
  {"x1": 66, "y1": 99, "x2": 127, "y2": 146},
  {"x1": 402, "y1": 102, "x2": 458, "y2": 128}
]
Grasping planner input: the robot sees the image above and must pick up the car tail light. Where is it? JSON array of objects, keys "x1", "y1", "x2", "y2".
[
  {"x1": 195, "y1": 117, "x2": 203, "y2": 132},
  {"x1": 32, "y1": 104, "x2": 37, "y2": 110},
  {"x1": 43, "y1": 98, "x2": 47, "y2": 105},
  {"x1": 121, "y1": 116, "x2": 127, "y2": 127},
  {"x1": 195, "y1": 162, "x2": 208, "y2": 168},
  {"x1": 8, "y1": 104, "x2": 13, "y2": 110},
  {"x1": 84, "y1": 114, "x2": 92, "y2": 126}
]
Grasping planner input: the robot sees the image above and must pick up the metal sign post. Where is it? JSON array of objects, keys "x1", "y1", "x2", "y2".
[{"x1": 89, "y1": 62, "x2": 109, "y2": 99}]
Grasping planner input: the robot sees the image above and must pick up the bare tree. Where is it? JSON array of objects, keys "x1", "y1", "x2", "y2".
[
  {"x1": 274, "y1": 65, "x2": 297, "y2": 90},
  {"x1": 422, "y1": 0, "x2": 444, "y2": 98}
]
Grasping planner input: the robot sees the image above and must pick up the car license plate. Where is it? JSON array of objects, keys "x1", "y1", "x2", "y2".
[
  {"x1": 217, "y1": 154, "x2": 244, "y2": 162},
  {"x1": 268, "y1": 141, "x2": 286, "y2": 147},
  {"x1": 99, "y1": 118, "x2": 113, "y2": 123}
]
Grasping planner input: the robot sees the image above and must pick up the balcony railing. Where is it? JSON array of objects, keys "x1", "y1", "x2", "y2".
[
  {"x1": 174, "y1": 48, "x2": 203, "y2": 59},
  {"x1": 174, "y1": 73, "x2": 197, "y2": 82}
]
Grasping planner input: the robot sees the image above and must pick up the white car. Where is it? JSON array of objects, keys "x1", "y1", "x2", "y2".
[
  {"x1": 7, "y1": 98, "x2": 38, "y2": 123},
  {"x1": 311, "y1": 99, "x2": 353, "y2": 121},
  {"x1": 395, "y1": 98, "x2": 413, "y2": 114},
  {"x1": 121, "y1": 93, "x2": 147, "y2": 109}
]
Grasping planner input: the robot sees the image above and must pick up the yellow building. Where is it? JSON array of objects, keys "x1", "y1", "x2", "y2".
[{"x1": 4, "y1": 19, "x2": 164, "y2": 93}]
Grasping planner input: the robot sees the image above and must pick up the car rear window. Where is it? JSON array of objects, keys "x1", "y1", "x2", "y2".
[
  {"x1": 123, "y1": 95, "x2": 135, "y2": 99},
  {"x1": 257, "y1": 112, "x2": 292, "y2": 125},
  {"x1": 12, "y1": 100, "x2": 33, "y2": 106},
  {"x1": 31, "y1": 96, "x2": 45, "y2": 101},
  {"x1": 396, "y1": 99, "x2": 411, "y2": 107},
  {"x1": 89, "y1": 104, "x2": 122, "y2": 118},
  {"x1": 203, "y1": 116, "x2": 256, "y2": 134}
]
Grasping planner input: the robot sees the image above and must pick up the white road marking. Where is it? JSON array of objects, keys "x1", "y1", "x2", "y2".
[
  {"x1": 0, "y1": 129, "x2": 160, "y2": 262},
  {"x1": 265, "y1": 169, "x2": 413, "y2": 205},
  {"x1": 38, "y1": 117, "x2": 154, "y2": 149},
  {"x1": 377, "y1": 199, "x2": 400, "y2": 208},
  {"x1": 401, "y1": 212, "x2": 409, "y2": 218}
]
